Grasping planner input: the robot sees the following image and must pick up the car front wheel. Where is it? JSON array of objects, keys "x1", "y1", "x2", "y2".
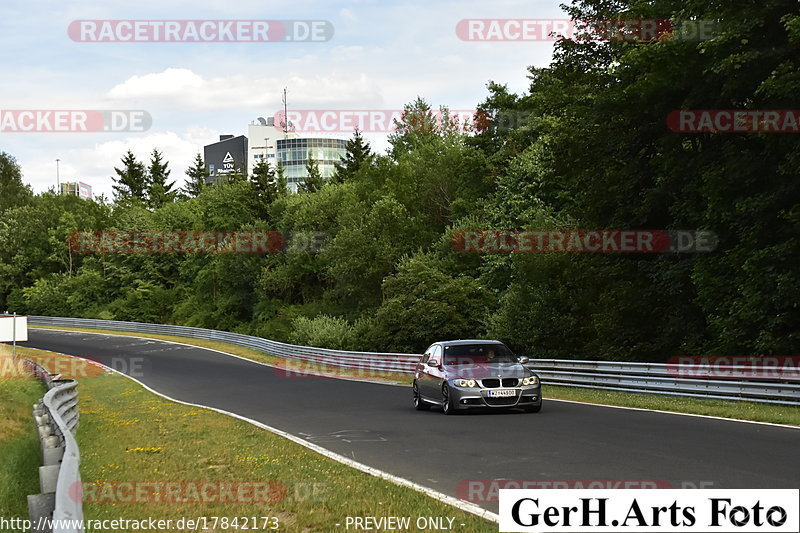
[{"x1": 441, "y1": 384, "x2": 457, "y2": 415}]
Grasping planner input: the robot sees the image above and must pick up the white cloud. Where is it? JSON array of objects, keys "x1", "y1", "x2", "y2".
[
  {"x1": 106, "y1": 69, "x2": 206, "y2": 100},
  {"x1": 105, "y1": 68, "x2": 386, "y2": 110}
]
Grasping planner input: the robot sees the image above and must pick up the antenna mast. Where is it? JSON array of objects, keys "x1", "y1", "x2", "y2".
[{"x1": 282, "y1": 87, "x2": 288, "y2": 139}]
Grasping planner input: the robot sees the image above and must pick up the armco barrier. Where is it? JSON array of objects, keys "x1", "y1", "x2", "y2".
[
  {"x1": 23, "y1": 358, "x2": 83, "y2": 533},
  {"x1": 27, "y1": 316, "x2": 800, "y2": 406},
  {"x1": 528, "y1": 359, "x2": 800, "y2": 405},
  {"x1": 28, "y1": 316, "x2": 419, "y2": 374}
]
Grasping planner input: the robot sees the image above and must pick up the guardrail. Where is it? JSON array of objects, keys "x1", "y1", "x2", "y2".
[
  {"x1": 527, "y1": 359, "x2": 800, "y2": 405},
  {"x1": 28, "y1": 316, "x2": 419, "y2": 374},
  {"x1": 27, "y1": 316, "x2": 800, "y2": 406},
  {"x1": 23, "y1": 358, "x2": 83, "y2": 533}
]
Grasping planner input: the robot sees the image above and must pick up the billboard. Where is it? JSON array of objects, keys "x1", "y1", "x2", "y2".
[
  {"x1": 204, "y1": 135, "x2": 248, "y2": 181},
  {"x1": 79, "y1": 182, "x2": 92, "y2": 199},
  {"x1": 0, "y1": 315, "x2": 28, "y2": 342}
]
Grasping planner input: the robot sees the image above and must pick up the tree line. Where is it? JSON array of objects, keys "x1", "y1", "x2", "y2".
[{"x1": 1, "y1": 0, "x2": 797, "y2": 360}]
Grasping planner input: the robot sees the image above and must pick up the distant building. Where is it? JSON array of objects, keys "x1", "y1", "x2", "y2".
[
  {"x1": 247, "y1": 116, "x2": 285, "y2": 172},
  {"x1": 60, "y1": 182, "x2": 92, "y2": 199},
  {"x1": 276, "y1": 137, "x2": 347, "y2": 191},
  {"x1": 204, "y1": 118, "x2": 348, "y2": 192},
  {"x1": 203, "y1": 135, "x2": 248, "y2": 183},
  {"x1": 248, "y1": 116, "x2": 347, "y2": 192}
]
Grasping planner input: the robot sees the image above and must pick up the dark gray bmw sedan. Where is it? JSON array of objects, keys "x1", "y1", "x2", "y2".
[{"x1": 412, "y1": 340, "x2": 542, "y2": 414}]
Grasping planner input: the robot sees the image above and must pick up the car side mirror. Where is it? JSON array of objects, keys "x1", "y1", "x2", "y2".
[
  {"x1": 518, "y1": 356, "x2": 530, "y2": 364},
  {"x1": 427, "y1": 360, "x2": 440, "y2": 368}
]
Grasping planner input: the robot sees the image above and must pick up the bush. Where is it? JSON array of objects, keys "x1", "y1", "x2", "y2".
[{"x1": 289, "y1": 315, "x2": 357, "y2": 350}]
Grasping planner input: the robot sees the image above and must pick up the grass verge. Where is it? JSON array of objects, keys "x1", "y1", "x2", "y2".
[
  {"x1": 547, "y1": 385, "x2": 800, "y2": 426},
  {"x1": 10, "y1": 345, "x2": 495, "y2": 532},
  {"x1": 31, "y1": 325, "x2": 800, "y2": 427},
  {"x1": 0, "y1": 344, "x2": 47, "y2": 522}
]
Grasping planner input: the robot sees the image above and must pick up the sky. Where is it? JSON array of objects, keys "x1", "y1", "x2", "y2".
[{"x1": 1, "y1": 0, "x2": 567, "y2": 199}]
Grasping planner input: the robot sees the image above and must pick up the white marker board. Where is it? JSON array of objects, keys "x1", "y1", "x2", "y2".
[{"x1": 0, "y1": 315, "x2": 28, "y2": 342}]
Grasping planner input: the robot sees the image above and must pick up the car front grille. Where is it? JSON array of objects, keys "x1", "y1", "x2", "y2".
[{"x1": 479, "y1": 378, "x2": 519, "y2": 388}]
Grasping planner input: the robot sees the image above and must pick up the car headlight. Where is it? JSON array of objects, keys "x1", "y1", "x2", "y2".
[
  {"x1": 522, "y1": 376, "x2": 539, "y2": 386},
  {"x1": 455, "y1": 379, "x2": 477, "y2": 388}
]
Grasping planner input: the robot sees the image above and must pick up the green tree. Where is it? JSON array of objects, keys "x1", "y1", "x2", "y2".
[
  {"x1": 322, "y1": 195, "x2": 434, "y2": 309},
  {"x1": 258, "y1": 183, "x2": 356, "y2": 306},
  {"x1": 183, "y1": 153, "x2": 209, "y2": 197},
  {"x1": 112, "y1": 150, "x2": 148, "y2": 204},
  {"x1": 298, "y1": 155, "x2": 324, "y2": 193},
  {"x1": 250, "y1": 160, "x2": 287, "y2": 217},
  {"x1": 369, "y1": 254, "x2": 493, "y2": 353},
  {"x1": 388, "y1": 97, "x2": 439, "y2": 159},
  {"x1": 475, "y1": 0, "x2": 800, "y2": 358},
  {"x1": 195, "y1": 180, "x2": 256, "y2": 230},
  {"x1": 0, "y1": 152, "x2": 32, "y2": 214},
  {"x1": 147, "y1": 149, "x2": 176, "y2": 209},
  {"x1": 0, "y1": 193, "x2": 111, "y2": 310},
  {"x1": 332, "y1": 128, "x2": 374, "y2": 183}
]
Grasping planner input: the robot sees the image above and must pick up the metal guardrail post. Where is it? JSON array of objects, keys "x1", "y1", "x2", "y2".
[{"x1": 23, "y1": 359, "x2": 83, "y2": 533}]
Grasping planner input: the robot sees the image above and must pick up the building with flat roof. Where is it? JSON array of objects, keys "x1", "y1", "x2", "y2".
[
  {"x1": 248, "y1": 117, "x2": 348, "y2": 192},
  {"x1": 247, "y1": 117, "x2": 292, "y2": 180}
]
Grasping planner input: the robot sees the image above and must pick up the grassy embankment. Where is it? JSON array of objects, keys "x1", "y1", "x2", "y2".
[{"x1": 0, "y1": 344, "x2": 44, "y2": 522}]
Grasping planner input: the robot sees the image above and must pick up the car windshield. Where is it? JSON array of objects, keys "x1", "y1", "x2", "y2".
[{"x1": 442, "y1": 344, "x2": 518, "y2": 365}]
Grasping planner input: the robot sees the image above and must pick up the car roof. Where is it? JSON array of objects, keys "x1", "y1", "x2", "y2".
[{"x1": 437, "y1": 339, "x2": 505, "y2": 347}]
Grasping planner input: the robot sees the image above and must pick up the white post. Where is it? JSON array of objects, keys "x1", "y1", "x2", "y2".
[{"x1": 12, "y1": 311, "x2": 17, "y2": 358}]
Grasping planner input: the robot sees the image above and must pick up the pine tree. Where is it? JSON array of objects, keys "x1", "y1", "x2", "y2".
[
  {"x1": 276, "y1": 162, "x2": 288, "y2": 192},
  {"x1": 112, "y1": 150, "x2": 148, "y2": 204},
  {"x1": 332, "y1": 128, "x2": 374, "y2": 183},
  {"x1": 183, "y1": 153, "x2": 210, "y2": 197},
  {"x1": 250, "y1": 160, "x2": 287, "y2": 217},
  {"x1": 298, "y1": 155, "x2": 324, "y2": 193},
  {"x1": 147, "y1": 149, "x2": 177, "y2": 209}
]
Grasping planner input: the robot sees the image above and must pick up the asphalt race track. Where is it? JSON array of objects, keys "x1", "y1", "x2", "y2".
[{"x1": 24, "y1": 329, "x2": 800, "y2": 513}]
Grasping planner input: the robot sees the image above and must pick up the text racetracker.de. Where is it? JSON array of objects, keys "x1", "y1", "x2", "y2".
[{"x1": 499, "y1": 490, "x2": 799, "y2": 532}]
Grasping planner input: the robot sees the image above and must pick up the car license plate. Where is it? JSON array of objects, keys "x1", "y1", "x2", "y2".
[{"x1": 488, "y1": 389, "x2": 515, "y2": 398}]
